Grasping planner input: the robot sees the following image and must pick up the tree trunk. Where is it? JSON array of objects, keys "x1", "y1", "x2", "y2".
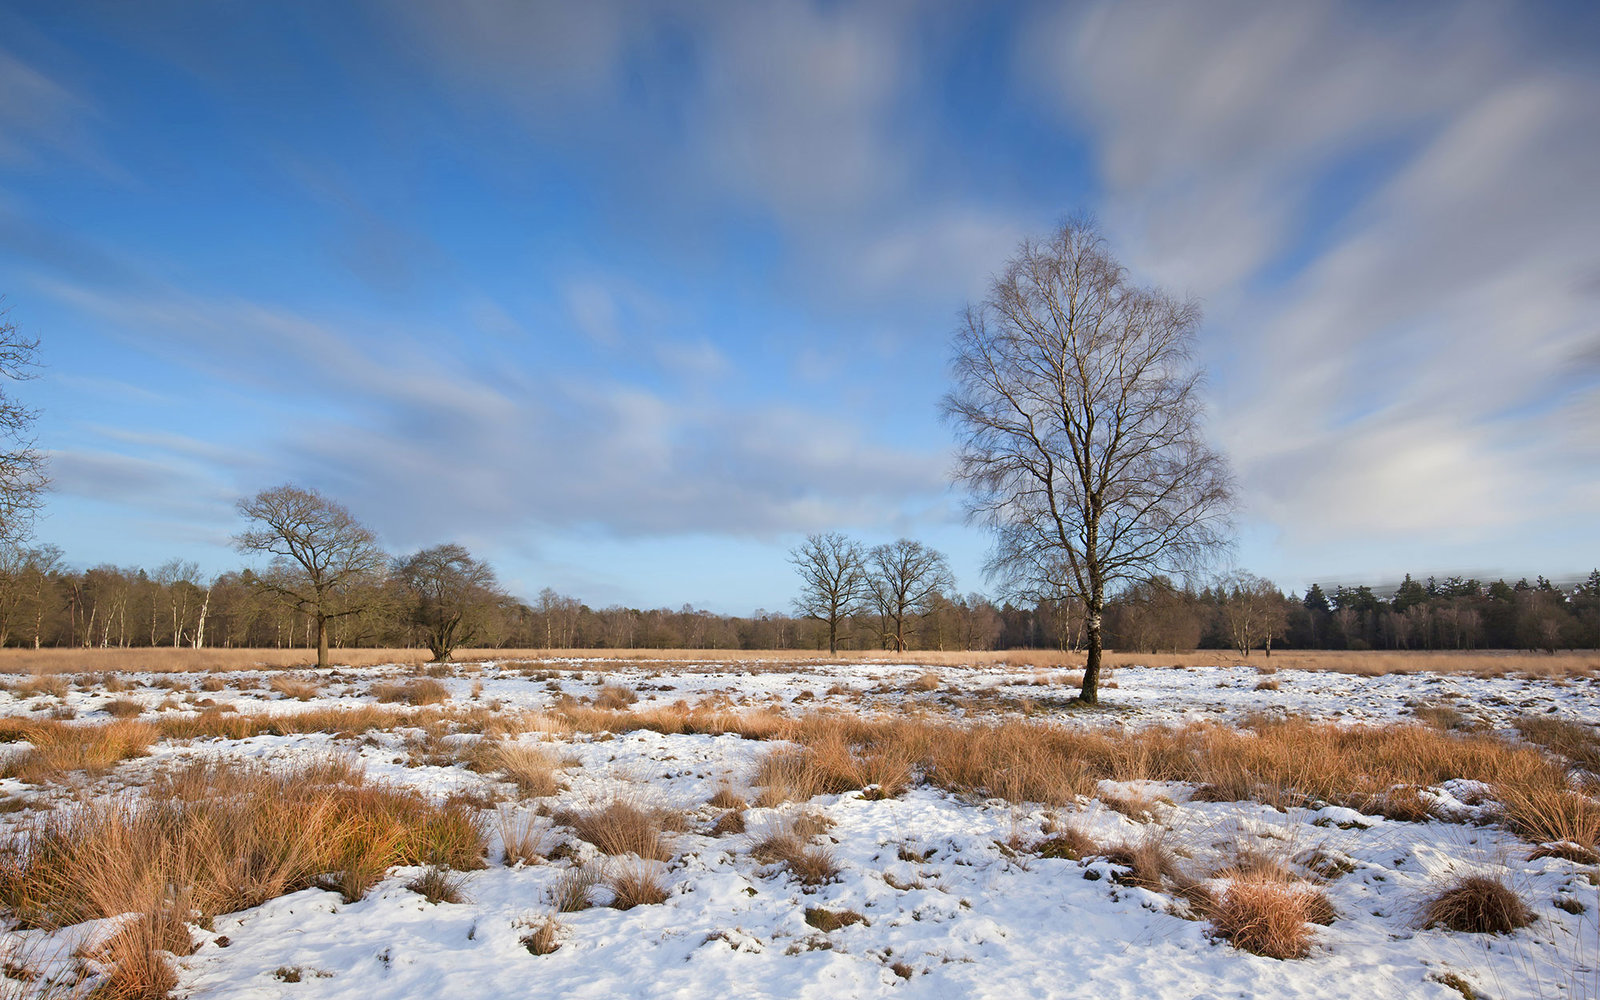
[
  {"x1": 1079, "y1": 607, "x2": 1103, "y2": 704},
  {"x1": 827, "y1": 617, "x2": 838, "y2": 655},
  {"x1": 316, "y1": 613, "x2": 329, "y2": 668}
]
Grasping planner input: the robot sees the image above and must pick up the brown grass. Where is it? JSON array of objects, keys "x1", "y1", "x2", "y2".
[
  {"x1": 6, "y1": 646, "x2": 1595, "y2": 677},
  {"x1": 1211, "y1": 873, "x2": 1318, "y2": 958},
  {"x1": 268, "y1": 675, "x2": 320, "y2": 701},
  {"x1": 805, "y1": 907, "x2": 867, "y2": 931},
  {"x1": 556, "y1": 801, "x2": 673, "y2": 861},
  {"x1": 751, "y1": 816, "x2": 839, "y2": 886},
  {"x1": 102, "y1": 699, "x2": 144, "y2": 719},
  {"x1": 1424, "y1": 875, "x2": 1534, "y2": 934},
  {"x1": 606, "y1": 860, "x2": 669, "y2": 909},
  {"x1": 0, "y1": 719, "x2": 155, "y2": 782},
  {"x1": 0, "y1": 757, "x2": 485, "y2": 993},
  {"x1": 593, "y1": 684, "x2": 639, "y2": 710},
  {"x1": 550, "y1": 867, "x2": 601, "y2": 912},
  {"x1": 495, "y1": 808, "x2": 552, "y2": 866},
  {"x1": 470, "y1": 741, "x2": 565, "y2": 797},
  {"x1": 407, "y1": 865, "x2": 470, "y2": 904},
  {"x1": 519, "y1": 916, "x2": 563, "y2": 955},
  {"x1": 1516, "y1": 716, "x2": 1600, "y2": 774},
  {"x1": 372, "y1": 678, "x2": 449, "y2": 706},
  {"x1": 708, "y1": 785, "x2": 746, "y2": 810}
]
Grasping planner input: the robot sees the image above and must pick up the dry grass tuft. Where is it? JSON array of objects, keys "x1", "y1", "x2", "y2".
[
  {"x1": 557, "y1": 801, "x2": 672, "y2": 861},
  {"x1": 711, "y1": 810, "x2": 746, "y2": 836},
  {"x1": 9, "y1": 675, "x2": 69, "y2": 699},
  {"x1": 471, "y1": 741, "x2": 565, "y2": 797},
  {"x1": 594, "y1": 684, "x2": 639, "y2": 710},
  {"x1": 268, "y1": 675, "x2": 320, "y2": 701},
  {"x1": 102, "y1": 698, "x2": 144, "y2": 719},
  {"x1": 751, "y1": 819, "x2": 839, "y2": 886},
  {"x1": 520, "y1": 916, "x2": 564, "y2": 955},
  {"x1": 1035, "y1": 826, "x2": 1098, "y2": 861},
  {"x1": 1424, "y1": 875, "x2": 1534, "y2": 934},
  {"x1": 0, "y1": 719, "x2": 155, "y2": 782},
  {"x1": 372, "y1": 678, "x2": 449, "y2": 706},
  {"x1": 908, "y1": 672, "x2": 942, "y2": 693},
  {"x1": 606, "y1": 860, "x2": 669, "y2": 909},
  {"x1": 1516, "y1": 716, "x2": 1600, "y2": 774},
  {"x1": 496, "y1": 809, "x2": 553, "y2": 866},
  {"x1": 550, "y1": 867, "x2": 601, "y2": 912},
  {"x1": 1211, "y1": 873, "x2": 1318, "y2": 959},
  {"x1": 805, "y1": 906, "x2": 867, "y2": 931},
  {"x1": 708, "y1": 785, "x2": 746, "y2": 810},
  {"x1": 407, "y1": 865, "x2": 470, "y2": 904},
  {"x1": 1101, "y1": 834, "x2": 1183, "y2": 892}
]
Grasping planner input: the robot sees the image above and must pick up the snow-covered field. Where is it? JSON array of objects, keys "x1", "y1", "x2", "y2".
[{"x1": 1, "y1": 657, "x2": 1596, "y2": 999}]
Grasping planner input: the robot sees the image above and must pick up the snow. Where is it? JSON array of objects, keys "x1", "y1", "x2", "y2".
[{"x1": 2, "y1": 657, "x2": 1596, "y2": 999}]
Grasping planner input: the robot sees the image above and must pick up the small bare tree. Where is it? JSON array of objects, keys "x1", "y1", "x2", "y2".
[
  {"x1": 0, "y1": 303, "x2": 48, "y2": 546},
  {"x1": 395, "y1": 543, "x2": 504, "y2": 662},
  {"x1": 235, "y1": 484, "x2": 387, "y2": 668},
  {"x1": 945, "y1": 217, "x2": 1235, "y2": 703},
  {"x1": 790, "y1": 532, "x2": 869, "y2": 655},
  {"x1": 868, "y1": 538, "x2": 955, "y2": 652},
  {"x1": 1219, "y1": 571, "x2": 1288, "y2": 657}
]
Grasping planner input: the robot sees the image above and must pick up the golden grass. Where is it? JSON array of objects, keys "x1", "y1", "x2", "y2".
[
  {"x1": 6, "y1": 646, "x2": 1595, "y2": 678},
  {"x1": 0, "y1": 757, "x2": 486, "y2": 993},
  {"x1": 268, "y1": 675, "x2": 320, "y2": 701},
  {"x1": 606, "y1": 859, "x2": 668, "y2": 909},
  {"x1": 2, "y1": 757, "x2": 486, "y2": 928},
  {"x1": 0, "y1": 719, "x2": 155, "y2": 781},
  {"x1": 556, "y1": 801, "x2": 674, "y2": 861},
  {"x1": 372, "y1": 678, "x2": 449, "y2": 706},
  {"x1": 496, "y1": 809, "x2": 552, "y2": 866},
  {"x1": 470, "y1": 741, "x2": 566, "y2": 797},
  {"x1": 1423, "y1": 875, "x2": 1533, "y2": 934},
  {"x1": 1211, "y1": 873, "x2": 1319, "y2": 959}
]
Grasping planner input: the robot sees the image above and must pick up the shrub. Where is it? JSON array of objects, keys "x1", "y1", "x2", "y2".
[{"x1": 1424, "y1": 875, "x2": 1534, "y2": 934}]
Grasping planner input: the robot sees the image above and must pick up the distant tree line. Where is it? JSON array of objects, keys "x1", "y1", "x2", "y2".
[{"x1": 11, "y1": 524, "x2": 1596, "y2": 656}]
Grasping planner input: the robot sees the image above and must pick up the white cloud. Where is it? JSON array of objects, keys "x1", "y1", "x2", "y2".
[{"x1": 1025, "y1": 1, "x2": 1600, "y2": 561}]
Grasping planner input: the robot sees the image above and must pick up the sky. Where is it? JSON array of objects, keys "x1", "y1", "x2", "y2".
[{"x1": 0, "y1": 0, "x2": 1597, "y2": 613}]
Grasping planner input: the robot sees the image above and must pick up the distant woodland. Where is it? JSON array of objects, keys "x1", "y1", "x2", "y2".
[{"x1": 10, "y1": 545, "x2": 1597, "y2": 655}]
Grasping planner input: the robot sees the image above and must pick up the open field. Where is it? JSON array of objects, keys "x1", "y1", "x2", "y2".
[
  {"x1": 0, "y1": 653, "x2": 1595, "y2": 998},
  {"x1": 3, "y1": 646, "x2": 1597, "y2": 677}
]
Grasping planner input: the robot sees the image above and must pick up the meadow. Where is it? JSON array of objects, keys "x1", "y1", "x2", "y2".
[{"x1": 0, "y1": 649, "x2": 1594, "y2": 999}]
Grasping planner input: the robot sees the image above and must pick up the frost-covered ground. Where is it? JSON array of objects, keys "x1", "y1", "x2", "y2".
[{"x1": 2, "y1": 658, "x2": 1597, "y2": 1000}]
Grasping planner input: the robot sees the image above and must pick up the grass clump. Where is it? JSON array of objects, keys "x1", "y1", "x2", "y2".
[
  {"x1": 606, "y1": 860, "x2": 669, "y2": 909},
  {"x1": 556, "y1": 800, "x2": 674, "y2": 861},
  {"x1": 805, "y1": 907, "x2": 867, "y2": 931},
  {"x1": 472, "y1": 741, "x2": 565, "y2": 797},
  {"x1": 269, "y1": 675, "x2": 320, "y2": 701},
  {"x1": 407, "y1": 865, "x2": 470, "y2": 904},
  {"x1": 496, "y1": 808, "x2": 552, "y2": 866},
  {"x1": 594, "y1": 684, "x2": 638, "y2": 710},
  {"x1": 372, "y1": 678, "x2": 449, "y2": 706},
  {"x1": 0, "y1": 719, "x2": 155, "y2": 782},
  {"x1": 1210, "y1": 873, "x2": 1318, "y2": 959},
  {"x1": 1424, "y1": 875, "x2": 1534, "y2": 934},
  {"x1": 520, "y1": 916, "x2": 564, "y2": 955}
]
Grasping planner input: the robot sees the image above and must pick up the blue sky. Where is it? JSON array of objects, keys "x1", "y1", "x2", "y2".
[{"x1": 1, "y1": 1, "x2": 1597, "y2": 612}]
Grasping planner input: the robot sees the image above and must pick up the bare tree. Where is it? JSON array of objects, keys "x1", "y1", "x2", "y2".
[
  {"x1": 1219, "y1": 571, "x2": 1288, "y2": 657},
  {"x1": 234, "y1": 484, "x2": 387, "y2": 668},
  {"x1": 868, "y1": 538, "x2": 955, "y2": 652},
  {"x1": 395, "y1": 543, "x2": 504, "y2": 662},
  {"x1": 790, "y1": 532, "x2": 869, "y2": 655},
  {"x1": 0, "y1": 304, "x2": 48, "y2": 546},
  {"x1": 944, "y1": 217, "x2": 1235, "y2": 703}
]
